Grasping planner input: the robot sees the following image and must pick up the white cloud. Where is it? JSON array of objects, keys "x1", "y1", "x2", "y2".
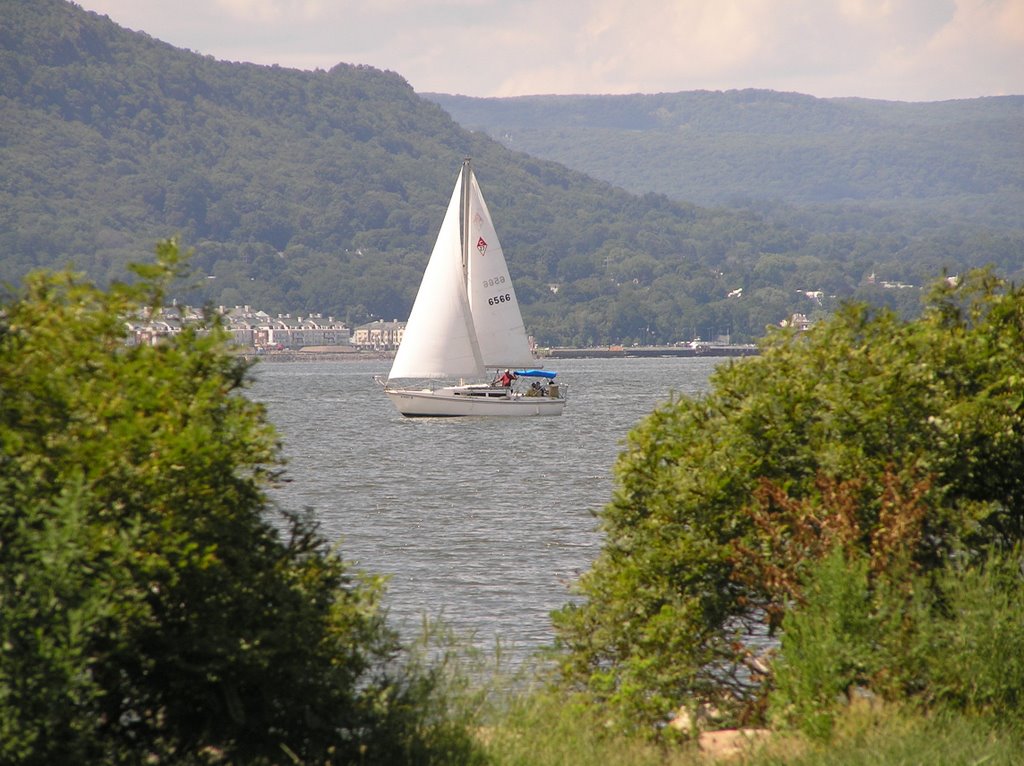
[{"x1": 76, "y1": 0, "x2": 1024, "y2": 100}]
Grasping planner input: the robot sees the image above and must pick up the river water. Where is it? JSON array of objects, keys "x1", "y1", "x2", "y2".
[{"x1": 250, "y1": 356, "x2": 723, "y2": 658}]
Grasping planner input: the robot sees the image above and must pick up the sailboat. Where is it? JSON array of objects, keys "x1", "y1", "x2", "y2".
[{"x1": 381, "y1": 159, "x2": 566, "y2": 417}]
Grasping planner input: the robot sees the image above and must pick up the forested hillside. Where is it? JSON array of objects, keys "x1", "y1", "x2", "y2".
[
  {"x1": 2, "y1": 0, "x2": 1022, "y2": 345},
  {"x1": 426, "y1": 91, "x2": 1024, "y2": 222}
]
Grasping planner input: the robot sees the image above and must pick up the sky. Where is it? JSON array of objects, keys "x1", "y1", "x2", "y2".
[{"x1": 76, "y1": 0, "x2": 1024, "y2": 102}]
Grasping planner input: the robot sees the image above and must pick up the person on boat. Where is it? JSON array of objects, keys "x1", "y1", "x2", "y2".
[{"x1": 499, "y1": 368, "x2": 517, "y2": 387}]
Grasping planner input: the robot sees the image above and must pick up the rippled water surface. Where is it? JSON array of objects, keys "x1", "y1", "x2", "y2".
[{"x1": 251, "y1": 356, "x2": 722, "y2": 656}]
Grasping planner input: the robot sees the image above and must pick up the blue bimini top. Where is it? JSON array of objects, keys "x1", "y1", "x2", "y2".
[{"x1": 514, "y1": 369, "x2": 557, "y2": 379}]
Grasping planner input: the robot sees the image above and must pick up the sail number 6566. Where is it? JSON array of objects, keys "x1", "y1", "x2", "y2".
[{"x1": 488, "y1": 293, "x2": 511, "y2": 306}]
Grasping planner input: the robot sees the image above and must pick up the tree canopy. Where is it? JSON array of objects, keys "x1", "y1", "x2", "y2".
[
  {"x1": 0, "y1": 240, "x2": 479, "y2": 764},
  {"x1": 552, "y1": 269, "x2": 1024, "y2": 731}
]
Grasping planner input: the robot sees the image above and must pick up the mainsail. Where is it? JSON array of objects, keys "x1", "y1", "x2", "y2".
[
  {"x1": 387, "y1": 161, "x2": 533, "y2": 381},
  {"x1": 386, "y1": 172, "x2": 482, "y2": 380}
]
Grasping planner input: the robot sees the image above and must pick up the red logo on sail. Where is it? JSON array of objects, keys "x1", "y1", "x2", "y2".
[{"x1": 476, "y1": 237, "x2": 488, "y2": 256}]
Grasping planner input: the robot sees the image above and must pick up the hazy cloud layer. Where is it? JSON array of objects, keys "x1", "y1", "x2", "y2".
[{"x1": 78, "y1": 0, "x2": 1024, "y2": 101}]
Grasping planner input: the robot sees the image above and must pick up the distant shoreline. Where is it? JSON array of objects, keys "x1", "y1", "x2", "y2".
[
  {"x1": 241, "y1": 349, "x2": 390, "y2": 362},
  {"x1": 545, "y1": 345, "x2": 759, "y2": 359},
  {"x1": 241, "y1": 345, "x2": 759, "y2": 362}
]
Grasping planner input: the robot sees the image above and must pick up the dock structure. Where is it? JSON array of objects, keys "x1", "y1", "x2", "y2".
[{"x1": 544, "y1": 345, "x2": 759, "y2": 359}]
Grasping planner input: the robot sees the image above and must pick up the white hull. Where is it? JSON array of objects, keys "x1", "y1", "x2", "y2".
[{"x1": 385, "y1": 385, "x2": 565, "y2": 417}]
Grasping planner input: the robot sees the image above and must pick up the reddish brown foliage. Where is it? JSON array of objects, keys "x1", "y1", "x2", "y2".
[{"x1": 730, "y1": 468, "x2": 931, "y2": 631}]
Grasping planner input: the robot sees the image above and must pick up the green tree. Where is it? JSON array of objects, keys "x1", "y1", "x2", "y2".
[
  {"x1": 0, "y1": 241, "x2": 480, "y2": 764},
  {"x1": 552, "y1": 268, "x2": 1024, "y2": 732}
]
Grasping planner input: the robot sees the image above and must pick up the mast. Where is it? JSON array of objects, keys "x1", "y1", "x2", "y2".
[
  {"x1": 460, "y1": 157, "x2": 486, "y2": 375},
  {"x1": 460, "y1": 157, "x2": 472, "y2": 278}
]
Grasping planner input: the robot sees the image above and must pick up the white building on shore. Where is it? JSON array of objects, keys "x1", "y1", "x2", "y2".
[
  {"x1": 126, "y1": 304, "x2": 355, "y2": 351},
  {"x1": 351, "y1": 319, "x2": 404, "y2": 351}
]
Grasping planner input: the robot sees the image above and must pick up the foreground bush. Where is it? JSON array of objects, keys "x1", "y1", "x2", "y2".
[
  {"x1": 553, "y1": 268, "x2": 1024, "y2": 730},
  {"x1": 769, "y1": 542, "x2": 1024, "y2": 739},
  {"x1": 0, "y1": 241, "x2": 483, "y2": 764}
]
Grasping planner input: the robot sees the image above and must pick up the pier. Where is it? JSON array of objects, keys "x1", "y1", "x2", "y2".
[{"x1": 544, "y1": 345, "x2": 759, "y2": 359}]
